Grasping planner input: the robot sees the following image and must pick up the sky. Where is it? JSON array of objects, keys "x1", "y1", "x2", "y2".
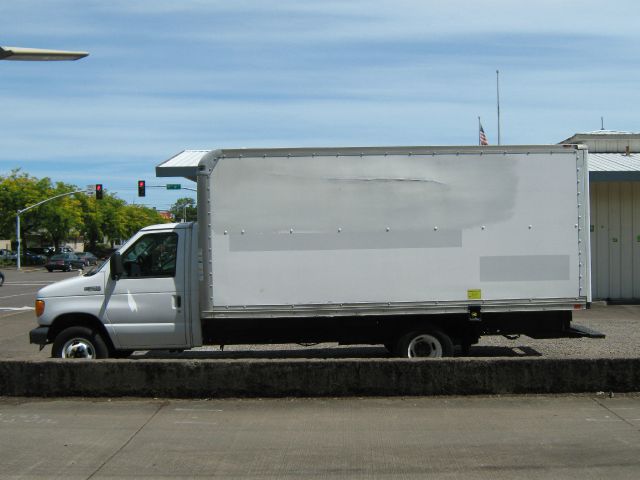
[{"x1": 1, "y1": 0, "x2": 640, "y2": 210}]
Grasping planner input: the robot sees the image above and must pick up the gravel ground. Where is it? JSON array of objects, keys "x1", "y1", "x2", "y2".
[
  {"x1": 470, "y1": 302, "x2": 639, "y2": 358},
  {"x1": 137, "y1": 303, "x2": 639, "y2": 360}
]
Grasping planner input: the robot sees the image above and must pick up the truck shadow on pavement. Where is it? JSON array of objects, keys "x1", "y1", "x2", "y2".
[{"x1": 133, "y1": 345, "x2": 543, "y2": 359}]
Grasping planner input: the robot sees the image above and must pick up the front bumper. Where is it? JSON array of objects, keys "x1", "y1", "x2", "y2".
[{"x1": 29, "y1": 326, "x2": 50, "y2": 345}]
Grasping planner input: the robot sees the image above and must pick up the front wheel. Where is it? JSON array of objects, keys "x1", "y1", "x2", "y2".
[
  {"x1": 393, "y1": 326, "x2": 454, "y2": 358},
  {"x1": 52, "y1": 326, "x2": 109, "y2": 359}
]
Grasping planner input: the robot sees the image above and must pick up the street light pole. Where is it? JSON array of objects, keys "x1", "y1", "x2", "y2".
[
  {"x1": 1, "y1": 44, "x2": 88, "y2": 268},
  {"x1": 16, "y1": 214, "x2": 20, "y2": 270}
]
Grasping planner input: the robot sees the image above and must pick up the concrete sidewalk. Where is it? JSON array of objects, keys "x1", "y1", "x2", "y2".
[{"x1": 1, "y1": 394, "x2": 639, "y2": 479}]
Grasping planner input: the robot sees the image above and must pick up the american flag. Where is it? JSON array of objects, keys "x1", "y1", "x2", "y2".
[{"x1": 479, "y1": 122, "x2": 489, "y2": 145}]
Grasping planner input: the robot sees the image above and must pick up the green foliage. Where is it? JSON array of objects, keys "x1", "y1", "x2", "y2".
[
  {"x1": 39, "y1": 181, "x2": 84, "y2": 247},
  {"x1": 169, "y1": 197, "x2": 197, "y2": 222},
  {"x1": 0, "y1": 169, "x2": 51, "y2": 241},
  {"x1": 122, "y1": 204, "x2": 168, "y2": 238},
  {"x1": 0, "y1": 171, "x2": 171, "y2": 248}
]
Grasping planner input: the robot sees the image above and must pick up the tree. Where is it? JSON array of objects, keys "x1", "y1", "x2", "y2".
[
  {"x1": 169, "y1": 197, "x2": 197, "y2": 222},
  {"x1": 39, "y1": 181, "x2": 84, "y2": 248},
  {"x1": 0, "y1": 170, "x2": 171, "y2": 250},
  {"x1": 122, "y1": 204, "x2": 168, "y2": 238},
  {"x1": 0, "y1": 170, "x2": 53, "y2": 247},
  {"x1": 99, "y1": 195, "x2": 128, "y2": 246},
  {"x1": 77, "y1": 194, "x2": 102, "y2": 251}
]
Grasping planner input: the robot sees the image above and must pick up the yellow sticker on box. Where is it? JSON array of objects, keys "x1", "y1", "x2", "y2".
[{"x1": 467, "y1": 289, "x2": 482, "y2": 300}]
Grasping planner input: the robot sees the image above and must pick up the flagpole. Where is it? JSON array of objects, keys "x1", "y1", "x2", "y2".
[
  {"x1": 496, "y1": 69, "x2": 501, "y2": 145},
  {"x1": 478, "y1": 116, "x2": 481, "y2": 145}
]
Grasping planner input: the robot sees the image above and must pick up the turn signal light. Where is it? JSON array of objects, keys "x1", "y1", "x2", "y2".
[{"x1": 35, "y1": 300, "x2": 45, "y2": 317}]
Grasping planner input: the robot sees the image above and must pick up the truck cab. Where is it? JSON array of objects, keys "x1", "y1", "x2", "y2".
[{"x1": 30, "y1": 223, "x2": 200, "y2": 358}]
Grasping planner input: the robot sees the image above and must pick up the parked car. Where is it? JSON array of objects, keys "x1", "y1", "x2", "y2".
[
  {"x1": 45, "y1": 253, "x2": 85, "y2": 272},
  {"x1": 23, "y1": 250, "x2": 48, "y2": 266},
  {"x1": 0, "y1": 249, "x2": 17, "y2": 261},
  {"x1": 29, "y1": 247, "x2": 55, "y2": 257},
  {"x1": 75, "y1": 252, "x2": 98, "y2": 266}
]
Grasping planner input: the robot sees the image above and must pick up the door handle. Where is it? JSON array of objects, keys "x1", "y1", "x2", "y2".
[{"x1": 174, "y1": 295, "x2": 182, "y2": 308}]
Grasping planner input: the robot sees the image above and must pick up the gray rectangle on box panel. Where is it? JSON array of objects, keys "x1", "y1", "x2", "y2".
[
  {"x1": 229, "y1": 230, "x2": 462, "y2": 252},
  {"x1": 480, "y1": 255, "x2": 570, "y2": 282}
]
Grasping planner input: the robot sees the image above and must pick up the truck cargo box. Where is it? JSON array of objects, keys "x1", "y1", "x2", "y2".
[{"x1": 196, "y1": 145, "x2": 590, "y2": 318}]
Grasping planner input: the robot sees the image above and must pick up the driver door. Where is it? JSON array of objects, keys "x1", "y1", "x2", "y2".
[{"x1": 103, "y1": 230, "x2": 187, "y2": 349}]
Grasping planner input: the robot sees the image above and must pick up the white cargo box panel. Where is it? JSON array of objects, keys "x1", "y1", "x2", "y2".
[{"x1": 197, "y1": 145, "x2": 590, "y2": 317}]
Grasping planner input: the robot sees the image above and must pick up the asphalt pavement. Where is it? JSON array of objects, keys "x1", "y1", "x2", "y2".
[
  {"x1": 0, "y1": 268, "x2": 80, "y2": 359},
  {"x1": 0, "y1": 267, "x2": 79, "y2": 312}
]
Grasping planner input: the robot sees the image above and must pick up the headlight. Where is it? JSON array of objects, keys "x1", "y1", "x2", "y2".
[{"x1": 35, "y1": 299, "x2": 45, "y2": 317}]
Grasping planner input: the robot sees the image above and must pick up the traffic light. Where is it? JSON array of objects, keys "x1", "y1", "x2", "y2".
[
  {"x1": 138, "y1": 180, "x2": 146, "y2": 197},
  {"x1": 95, "y1": 184, "x2": 103, "y2": 200}
]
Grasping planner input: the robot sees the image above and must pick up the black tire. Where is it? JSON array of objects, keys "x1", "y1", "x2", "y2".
[
  {"x1": 393, "y1": 326, "x2": 454, "y2": 358},
  {"x1": 46, "y1": 268, "x2": 53, "y2": 272},
  {"x1": 52, "y1": 326, "x2": 110, "y2": 359},
  {"x1": 0, "y1": 272, "x2": 4, "y2": 286}
]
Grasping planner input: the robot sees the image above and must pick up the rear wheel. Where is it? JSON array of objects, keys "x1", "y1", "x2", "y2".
[
  {"x1": 393, "y1": 326, "x2": 454, "y2": 358},
  {"x1": 52, "y1": 326, "x2": 109, "y2": 359}
]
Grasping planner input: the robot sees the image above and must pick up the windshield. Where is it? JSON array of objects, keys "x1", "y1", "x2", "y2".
[{"x1": 84, "y1": 256, "x2": 110, "y2": 277}]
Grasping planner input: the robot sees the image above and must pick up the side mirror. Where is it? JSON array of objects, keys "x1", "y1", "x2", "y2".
[{"x1": 110, "y1": 252, "x2": 124, "y2": 280}]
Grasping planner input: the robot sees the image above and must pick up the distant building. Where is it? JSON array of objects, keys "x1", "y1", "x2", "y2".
[
  {"x1": 560, "y1": 131, "x2": 640, "y2": 301},
  {"x1": 158, "y1": 210, "x2": 173, "y2": 221}
]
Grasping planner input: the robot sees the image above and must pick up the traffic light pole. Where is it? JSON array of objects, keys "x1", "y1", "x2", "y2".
[{"x1": 15, "y1": 190, "x2": 85, "y2": 270}]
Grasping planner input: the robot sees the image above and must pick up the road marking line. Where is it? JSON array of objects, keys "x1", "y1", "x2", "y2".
[
  {"x1": 0, "y1": 293, "x2": 36, "y2": 299},
  {"x1": 174, "y1": 408, "x2": 224, "y2": 412},
  {"x1": 0, "y1": 310, "x2": 35, "y2": 319},
  {"x1": 174, "y1": 421, "x2": 220, "y2": 425}
]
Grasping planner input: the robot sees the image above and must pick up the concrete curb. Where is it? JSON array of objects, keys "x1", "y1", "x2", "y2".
[{"x1": 1, "y1": 357, "x2": 639, "y2": 398}]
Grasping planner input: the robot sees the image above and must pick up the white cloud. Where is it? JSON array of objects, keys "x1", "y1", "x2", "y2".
[{"x1": 2, "y1": 0, "x2": 640, "y2": 208}]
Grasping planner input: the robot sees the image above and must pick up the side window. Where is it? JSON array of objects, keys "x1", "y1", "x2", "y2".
[{"x1": 121, "y1": 232, "x2": 178, "y2": 279}]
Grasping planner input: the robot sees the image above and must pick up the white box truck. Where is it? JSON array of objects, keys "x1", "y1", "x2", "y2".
[{"x1": 30, "y1": 145, "x2": 602, "y2": 359}]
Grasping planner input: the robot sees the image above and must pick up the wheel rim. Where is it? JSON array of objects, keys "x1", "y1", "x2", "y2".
[
  {"x1": 61, "y1": 338, "x2": 96, "y2": 359},
  {"x1": 407, "y1": 334, "x2": 443, "y2": 358}
]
